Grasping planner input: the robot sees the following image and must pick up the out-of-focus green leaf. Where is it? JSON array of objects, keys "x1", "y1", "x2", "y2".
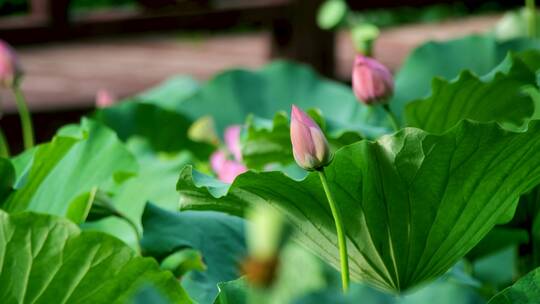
[
  {"x1": 493, "y1": 8, "x2": 540, "y2": 41},
  {"x1": 214, "y1": 243, "x2": 331, "y2": 304},
  {"x1": 216, "y1": 262, "x2": 485, "y2": 304},
  {"x1": 487, "y1": 266, "x2": 540, "y2": 304},
  {"x1": 0, "y1": 210, "x2": 192, "y2": 303},
  {"x1": 177, "y1": 61, "x2": 390, "y2": 138},
  {"x1": 95, "y1": 101, "x2": 212, "y2": 157},
  {"x1": 295, "y1": 279, "x2": 485, "y2": 304},
  {"x1": 137, "y1": 75, "x2": 200, "y2": 111},
  {"x1": 317, "y1": 0, "x2": 348, "y2": 30},
  {"x1": 3, "y1": 119, "x2": 137, "y2": 220},
  {"x1": 473, "y1": 247, "x2": 517, "y2": 289},
  {"x1": 82, "y1": 139, "x2": 194, "y2": 247},
  {"x1": 160, "y1": 249, "x2": 207, "y2": 278},
  {"x1": 141, "y1": 203, "x2": 246, "y2": 304},
  {"x1": 467, "y1": 228, "x2": 529, "y2": 261},
  {"x1": 132, "y1": 285, "x2": 172, "y2": 304},
  {"x1": 9, "y1": 147, "x2": 35, "y2": 185},
  {"x1": 0, "y1": 157, "x2": 14, "y2": 203},
  {"x1": 178, "y1": 121, "x2": 540, "y2": 292}
]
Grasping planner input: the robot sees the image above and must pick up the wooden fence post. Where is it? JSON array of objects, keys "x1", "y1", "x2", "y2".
[
  {"x1": 270, "y1": 0, "x2": 336, "y2": 78},
  {"x1": 30, "y1": 0, "x2": 70, "y2": 28}
]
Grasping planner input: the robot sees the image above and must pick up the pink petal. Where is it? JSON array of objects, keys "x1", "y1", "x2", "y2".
[
  {"x1": 218, "y1": 159, "x2": 247, "y2": 183},
  {"x1": 210, "y1": 150, "x2": 227, "y2": 174},
  {"x1": 0, "y1": 40, "x2": 21, "y2": 87},
  {"x1": 224, "y1": 125, "x2": 243, "y2": 162}
]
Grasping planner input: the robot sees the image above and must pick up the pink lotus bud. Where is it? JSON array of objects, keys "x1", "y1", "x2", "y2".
[
  {"x1": 290, "y1": 105, "x2": 331, "y2": 170},
  {"x1": 96, "y1": 89, "x2": 116, "y2": 108},
  {"x1": 210, "y1": 150, "x2": 247, "y2": 183},
  {"x1": 352, "y1": 55, "x2": 393, "y2": 105},
  {"x1": 0, "y1": 40, "x2": 22, "y2": 88},
  {"x1": 224, "y1": 125, "x2": 242, "y2": 162}
]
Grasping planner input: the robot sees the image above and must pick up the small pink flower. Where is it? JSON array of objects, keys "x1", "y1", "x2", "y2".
[
  {"x1": 352, "y1": 55, "x2": 394, "y2": 105},
  {"x1": 210, "y1": 150, "x2": 247, "y2": 183},
  {"x1": 210, "y1": 151, "x2": 227, "y2": 174},
  {"x1": 218, "y1": 160, "x2": 247, "y2": 184},
  {"x1": 210, "y1": 125, "x2": 248, "y2": 183},
  {"x1": 96, "y1": 89, "x2": 116, "y2": 108},
  {"x1": 224, "y1": 125, "x2": 242, "y2": 162},
  {"x1": 290, "y1": 105, "x2": 331, "y2": 170},
  {"x1": 0, "y1": 40, "x2": 22, "y2": 88}
]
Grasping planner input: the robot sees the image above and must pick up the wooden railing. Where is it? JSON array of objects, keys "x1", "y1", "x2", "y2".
[{"x1": 0, "y1": 0, "x2": 487, "y2": 77}]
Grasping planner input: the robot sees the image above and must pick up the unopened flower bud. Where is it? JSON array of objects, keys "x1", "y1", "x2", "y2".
[
  {"x1": 352, "y1": 55, "x2": 393, "y2": 105},
  {"x1": 0, "y1": 40, "x2": 22, "y2": 88},
  {"x1": 242, "y1": 204, "x2": 287, "y2": 287},
  {"x1": 188, "y1": 116, "x2": 220, "y2": 145},
  {"x1": 96, "y1": 89, "x2": 116, "y2": 108},
  {"x1": 290, "y1": 105, "x2": 331, "y2": 171}
]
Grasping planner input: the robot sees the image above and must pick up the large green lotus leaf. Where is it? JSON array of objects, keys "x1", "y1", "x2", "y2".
[
  {"x1": 178, "y1": 120, "x2": 540, "y2": 292},
  {"x1": 3, "y1": 119, "x2": 137, "y2": 220},
  {"x1": 487, "y1": 267, "x2": 540, "y2": 304},
  {"x1": 132, "y1": 285, "x2": 171, "y2": 304},
  {"x1": 81, "y1": 139, "x2": 194, "y2": 247},
  {"x1": 392, "y1": 35, "x2": 540, "y2": 119},
  {"x1": 404, "y1": 52, "x2": 539, "y2": 134},
  {"x1": 405, "y1": 51, "x2": 538, "y2": 133},
  {"x1": 0, "y1": 210, "x2": 192, "y2": 303},
  {"x1": 176, "y1": 60, "x2": 390, "y2": 137},
  {"x1": 9, "y1": 147, "x2": 35, "y2": 185},
  {"x1": 0, "y1": 158, "x2": 14, "y2": 203},
  {"x1": 95, "y1": 101, "x2": 212, "y2": 157},
  {"x1": 141, "y1": 203, "x2": 246, "y2": 304},
  {"x1": 137, "y1": 75, "x2": 200, "y2": 112},
  {"x1": 241, "y1": 111, "x2": 363, "y2": 170}
]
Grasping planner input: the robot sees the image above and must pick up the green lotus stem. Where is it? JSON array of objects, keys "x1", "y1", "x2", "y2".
[
  {"x1": 121, "y1": 214, "x2": 142, "y2": 254},
  {"x1": 527, "y1": 0, "x2": 537, "y2": 38},
  {"x1": 93, "y1": 191, "x2": 142, "y2": 254},
  {"x1": 318, "y1": 169, "x2": 350, "y2": 293},
  {"x1": 12, "y1": 85, "x2": 34, "y2": 149},
  {"x1": 0, "y1": 128, "x2": 9, "y2": 157},
  {"x1": 383, "y1": 104, "x2": 400, "y2": 131}
]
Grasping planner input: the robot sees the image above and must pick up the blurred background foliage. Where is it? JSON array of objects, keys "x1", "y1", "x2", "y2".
[{"x1": 0, "y1": 0, "x2": 527, "y2": 19}]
